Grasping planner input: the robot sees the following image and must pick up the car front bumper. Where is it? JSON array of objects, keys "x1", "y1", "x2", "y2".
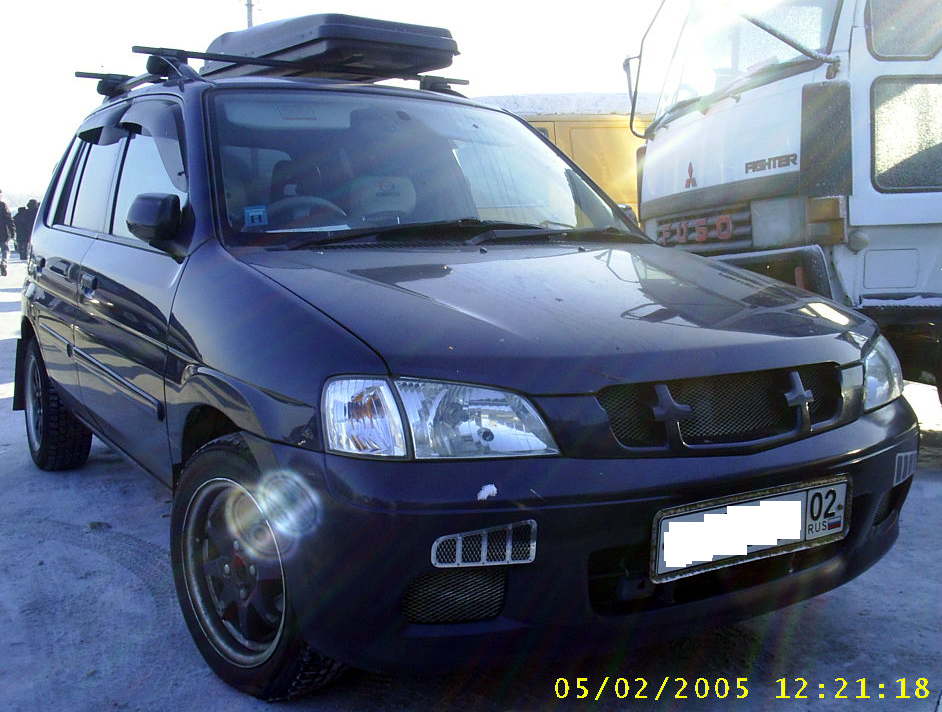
[{"x1": 245, "y1": 396, "x2": 918, "y2": 674}]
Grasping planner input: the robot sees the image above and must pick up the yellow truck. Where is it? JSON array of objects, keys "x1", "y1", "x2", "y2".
[{"x1": 476, "y1": 93, "x2": 655, "y2": 218}]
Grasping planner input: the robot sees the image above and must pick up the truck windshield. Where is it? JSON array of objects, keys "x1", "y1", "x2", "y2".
[
  {"x1": 656, "y1": 0, "x2": 841, "y2": 122},
  {"x1": 209, "y1": 89, "x2": 635, "y2": 247}
]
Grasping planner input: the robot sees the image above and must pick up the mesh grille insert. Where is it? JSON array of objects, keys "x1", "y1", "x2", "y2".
[
  {"x1": 432, "y1": 520, "x2": 536, "y2": 567},
  {"x1": 672, "y1": 370, "x2": 791, "y2": 444},
  {"x1": 403, "y1": 569, "x2": 506, "y2": 624},
  {"x1": 596, "y1": 383, "x2": 663, "y2": 446},
  {"x1": 798, "y1": 363, "x2": 840, "y2": 424},
  {"x1": 598, "y1": 365, "x2": 842, "y2": 449}
]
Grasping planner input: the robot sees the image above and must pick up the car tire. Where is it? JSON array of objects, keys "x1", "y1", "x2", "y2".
[
  {"x1": 170, "y1": 434, "x2": 346, "y2": 700},
  {"x1": 23, "y1": 339, "x2": 92, "y2": 470}
]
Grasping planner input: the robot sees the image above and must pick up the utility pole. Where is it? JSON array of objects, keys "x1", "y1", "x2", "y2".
[{"x1": 246, "y1": 0, "x2": 254, "y2": 28}]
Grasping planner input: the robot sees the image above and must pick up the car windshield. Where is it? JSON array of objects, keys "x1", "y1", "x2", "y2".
[
  {"x1": 209, "y1": 88, "x2": 635, "y2": 247},
  {"x1": 656, "y1": 0, "x2": 841, "y2": 123}
]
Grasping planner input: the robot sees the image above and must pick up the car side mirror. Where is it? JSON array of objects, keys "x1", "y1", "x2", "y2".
[{"x1": 127, "y1": 193, "x2": 181, "y2": 246}]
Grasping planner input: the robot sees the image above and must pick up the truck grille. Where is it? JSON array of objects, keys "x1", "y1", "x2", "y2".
[
  {"x1": 654, "y1": 202, "x2": 752, "y2": 254},
  {"x1": 597, "y1": 364, "x2": 841, "y2": 452}
]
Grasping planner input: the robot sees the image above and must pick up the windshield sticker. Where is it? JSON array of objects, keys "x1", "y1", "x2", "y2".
[
  {"x1": 244, "y1": 205, "x2": 269, "y2": 227},
  {"x1": 745, "y1": 153, "x2": 798, "y2": 174}
]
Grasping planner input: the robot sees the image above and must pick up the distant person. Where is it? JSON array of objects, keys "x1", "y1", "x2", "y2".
[
  {"x1": 14, "y1": 199, "x2": 38, "y2": 259},
  {"x1": 0, "y1": 189, "x2": 14, "y2": 276}
]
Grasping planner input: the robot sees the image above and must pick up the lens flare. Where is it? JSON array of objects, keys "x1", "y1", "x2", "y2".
[{"x1": 255, "y1": 470, "x2": 321, "y2": 540}]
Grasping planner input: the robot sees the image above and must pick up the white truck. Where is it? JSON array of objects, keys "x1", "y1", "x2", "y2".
[{"x1": 627, "y1": 0, "x2": 942, "y2": 394}]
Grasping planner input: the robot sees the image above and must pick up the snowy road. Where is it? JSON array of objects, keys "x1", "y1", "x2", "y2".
[{"x1": 1, "y1": 256, "x2": 940, "y2": 712}]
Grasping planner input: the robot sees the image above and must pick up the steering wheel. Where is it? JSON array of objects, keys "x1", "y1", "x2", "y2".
[{"x1": 268, "y1": 196, "x2": 346, "y2": 225}]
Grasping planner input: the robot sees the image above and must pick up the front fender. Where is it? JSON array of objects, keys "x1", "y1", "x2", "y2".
[{"x1": 166, "y1": 366, "x2": 322, "y2": 468}]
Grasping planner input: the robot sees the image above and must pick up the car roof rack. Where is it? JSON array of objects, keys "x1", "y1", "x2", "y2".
[
  {"x1": 76, "y1": 54, "x2": 204, "y2": 98},
  {"x1": 198, "y1": 13, "x2": 460, "y2": 82},
  {"x1": 76, "y1": 14, "x2": 468, "y2": 100}
]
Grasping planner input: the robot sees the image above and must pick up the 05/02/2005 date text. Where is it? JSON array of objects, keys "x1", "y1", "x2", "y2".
[{"x1": 553, "y1": 677, "x2": 932, "y2": 701}]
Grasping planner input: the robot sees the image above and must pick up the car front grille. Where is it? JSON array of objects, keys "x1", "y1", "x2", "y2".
[{"x1": 597, "y1": 364, "x2": 842, "y2": 452}]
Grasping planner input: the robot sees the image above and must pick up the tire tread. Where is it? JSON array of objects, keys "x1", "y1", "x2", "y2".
[
  {"x1": 174, "y1": 433, "x2": 348, "y2": 701},
  {"x1": 26, "y1": 341, "x2": 92, "y2": 471}
]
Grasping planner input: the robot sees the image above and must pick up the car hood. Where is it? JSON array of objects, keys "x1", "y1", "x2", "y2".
[{"x1": 243, "y1": 243, "x2": 876, "y2": 394}]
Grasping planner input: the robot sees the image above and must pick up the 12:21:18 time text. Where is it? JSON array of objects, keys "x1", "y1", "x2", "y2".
[{"x1": 776, "y1": 677, "x2": 930, "y2": 700}]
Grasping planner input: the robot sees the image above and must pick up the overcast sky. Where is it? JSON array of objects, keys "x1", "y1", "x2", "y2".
[{"x1": 0, "y1": 0, "x2": 679, "y2": 201}]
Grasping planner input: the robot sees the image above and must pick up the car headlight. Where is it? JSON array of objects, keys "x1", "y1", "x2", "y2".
[
  {"x1": 395, "y1": 378, "x2": 559, "y2": 459},
  {"x1": 322, "y1": 377, "x2": 558, "y2": 459},
  {"x1": 322, "y1": 378, "x2": 406, "y2": 457},
  {"x1": 862, "y1": 335, "x2": 903, "y2": 411}
]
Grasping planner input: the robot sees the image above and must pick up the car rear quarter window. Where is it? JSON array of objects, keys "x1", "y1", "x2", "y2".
[
  {"x1": 48, "y1": 139, "x2": 83, "y2": 228},
  {"x1": 69, "y1": 140, "x2": 123, "y2": 232}
]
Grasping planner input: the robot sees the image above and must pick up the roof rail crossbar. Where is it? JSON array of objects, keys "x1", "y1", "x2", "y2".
[
  {"x1": 134, "y1": 44, "x2": 453, "y2": 85},
  {"x1": 133, "y1": 45, "x2": 303, "y2": 72},
  {"x1": 76, "y1": 47, "x2": 207, "y2": 99},
  {"x1": 138, "y1": 51, "x2": 204, "y2": 83},
  {"x1": 75, "y1": 70, "x2": 164, "y2": 98},
  {"x1": 419, "y1": 75, "x2": 470, "y2": 93}
]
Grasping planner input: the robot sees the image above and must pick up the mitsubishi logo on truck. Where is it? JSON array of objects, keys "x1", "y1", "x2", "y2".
[{"x1": 685, "y1": 162, "x2": 697, "y2": 188}]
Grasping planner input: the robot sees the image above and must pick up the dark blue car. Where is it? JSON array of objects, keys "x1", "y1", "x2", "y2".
[{"x1": 13, "y1": 14, "x2": 918, "y2": 701}]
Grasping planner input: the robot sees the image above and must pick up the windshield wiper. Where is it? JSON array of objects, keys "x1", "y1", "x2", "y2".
[
  {"x1": 696, "y1": 56, "x2": 821, "y2": 114},
  {"x1": 645, "y1": 96, "x2": 702, "y2": 136},
  {"x1": 268, "y1": 219, "x2": 646, "y2": 251},
  {"x1": 648, "y1": 54, "x2": 823, "y2": 135},
  {"x1": 270, "y1": 219, "x2": 571, "y2": 251},
  {"x1": 469, "y1": 225, "x2": 647, "y2": 246}
]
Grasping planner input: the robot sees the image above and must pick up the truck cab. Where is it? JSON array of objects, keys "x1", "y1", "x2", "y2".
[{"x1": 630, "y1": 0, "x2": 942, "y2": 392}]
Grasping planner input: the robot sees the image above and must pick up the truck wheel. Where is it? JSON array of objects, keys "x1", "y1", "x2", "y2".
[
  {"x1": 171, "y1": 434, "x2": 346, "y2": 700},
  {"x1": 23, "y1": 339, "x2": 92, "y2": 470}
]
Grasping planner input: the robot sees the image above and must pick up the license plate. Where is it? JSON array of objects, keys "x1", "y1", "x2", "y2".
[{"x1": 651, "y1": 478, "x2": 850, "y2": 583}]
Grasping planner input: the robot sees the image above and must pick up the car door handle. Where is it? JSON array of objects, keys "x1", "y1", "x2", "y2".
[{"x1": 80, "y1": 273, "x2": 98, "y2": 294}]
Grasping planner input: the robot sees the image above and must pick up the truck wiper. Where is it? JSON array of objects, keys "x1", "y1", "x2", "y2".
[
  {"x1": 645, "y1": 96, "x2": 702, "y2": 136},
  {"x1": 647, "y1": 55, "x2": 821, "y2": 135},
  {"x1": 695, "y1": 56, "x2": 820, "y2": 114}
]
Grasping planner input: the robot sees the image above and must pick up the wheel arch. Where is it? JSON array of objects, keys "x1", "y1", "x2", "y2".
[
  {"x1": 13, "y1": 318, "x2": 38, "y2": 411},
  {"x1": 174, "y1": 405, "x2": 240, "y2": 490},
  {"x1": 169, "y1": 369, "x2": 322, "y2": 491}
]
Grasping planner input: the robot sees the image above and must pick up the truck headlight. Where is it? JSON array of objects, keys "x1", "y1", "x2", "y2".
[
  {"x1": 322, "y1": 377, "x2": 558, "y2": 459},
  {"x1": 862, "y1": 335, "x2": 903, "y2": 411},
  {"x1": 395, "y1": 378, "x2": 559, "y2": 459}
]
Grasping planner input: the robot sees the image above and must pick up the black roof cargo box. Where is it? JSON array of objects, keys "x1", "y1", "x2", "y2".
[{"x1": 200, "y1": 13, "x2": 459, "y2": 81}]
